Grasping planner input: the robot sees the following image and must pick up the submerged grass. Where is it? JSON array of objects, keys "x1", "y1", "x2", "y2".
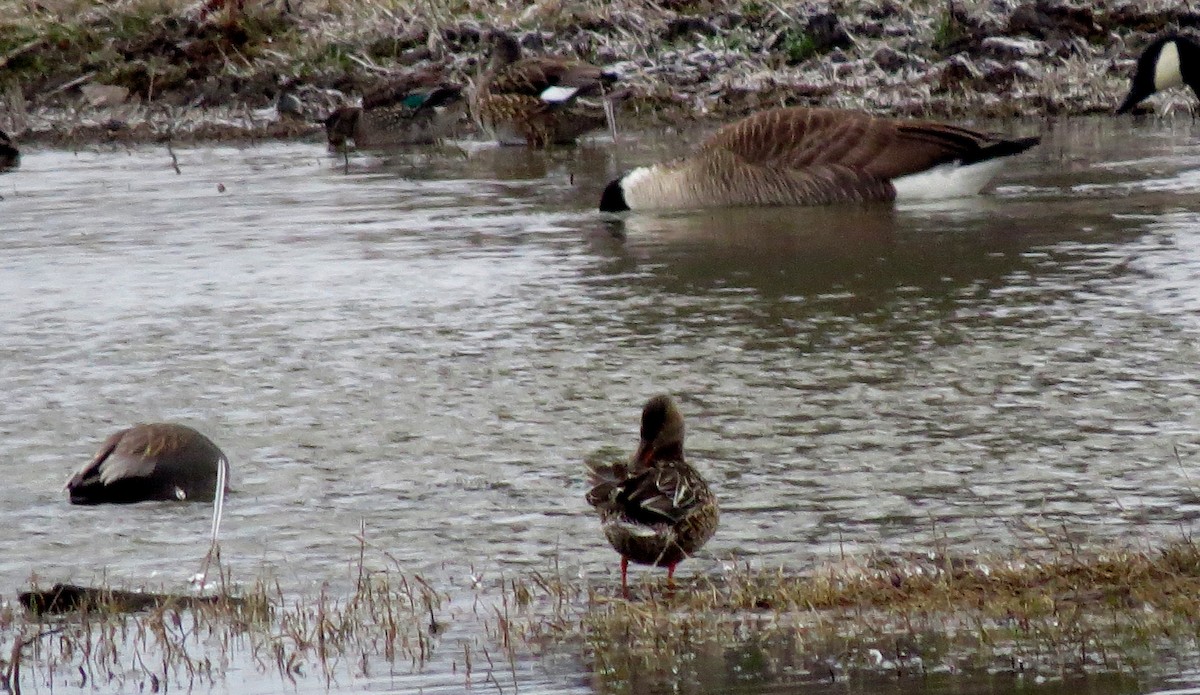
[{"x1": 6, "y1": 534, "x2": 1200, "y2": 692}]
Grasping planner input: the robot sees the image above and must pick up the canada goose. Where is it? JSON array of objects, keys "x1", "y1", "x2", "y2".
[
  {"x1": 599, "y1": 106, "x2": 1040, "y2": 212},
  {"x1": 1117, "y1": 34, "x2": 1200, "y2": 114},
  {"x1": 476, "y1": 30, "x2": 620, "y2": 148},
  {"x1": 66, "y1": 423, "x2": 230, "y2": 505},
  {"x1": 0, "y1": 129, "x2": 19, "y2": 171},
  {"x1": 586, "y1": 395, "x2": 719, "y2": 598},
  {"x1": 324, "y1": 85, "x2": 465, "y2": 148}
]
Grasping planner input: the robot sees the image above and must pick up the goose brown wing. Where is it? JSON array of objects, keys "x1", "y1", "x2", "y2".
[
  {"x1": 704, "y1": 107, "x2": 1032, "y2": 182},
  {"x1": 695, "y1": 144, "x2": 899, "y2": 204}
]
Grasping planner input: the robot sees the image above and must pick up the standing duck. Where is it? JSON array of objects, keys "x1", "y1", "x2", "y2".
[
  {"x1": 66, "y1": 423, "x2": 230, "y2": 505},
  {"x1": 0, "y1": 129, "x2": 19, "y2": 171},
  {"x1": 586, "y1": 395, "x2": 719, "y2": 597},
  {"x1": 324, "y1": 81, "x2": 465, "y2": 148},
  {"x1": 599, "y1": 106, "x2": 1039, "y2": 211},
  {"x1": 476, "y1": 30, "x2": 620, "y2": 148},
  {"x1": 1116, "y1": 34, "x2": 1200, "y2": 114}
]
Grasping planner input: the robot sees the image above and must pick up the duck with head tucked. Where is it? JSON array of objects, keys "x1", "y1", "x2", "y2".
[
  {"x1": 476, "y1": 30, "x2": 621, "y2": 148},
  {"x1": 586, "y1": 395, "x2": 719, "y2": 598},
  {"x1": 324, "y1": 74, "x2": 466, "y2": 148},
  {"x1": 600, "y1": 106, "x2": 1039, "y2": 211},
  {"x1": 66, "y1": 423, "x2": 230, "y2": 505},
  {"x1": 1117, "y1": 33, "x2": 1200, "y2": 114}
]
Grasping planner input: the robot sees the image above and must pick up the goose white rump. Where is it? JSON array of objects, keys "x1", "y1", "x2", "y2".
[{"x1": 891, "y1": 158, "x2": 1007, "y2": 201}]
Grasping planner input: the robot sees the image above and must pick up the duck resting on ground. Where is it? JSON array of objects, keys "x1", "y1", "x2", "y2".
[
  {"x1": 599, "y1": 106, "x2": 1040, "y2": 211},
  {"x1": 324, "y1": 81, "x2": 466, "y2": 148},
  {"x1": 65, "y1": 423, "x2": 230, "y2": 505},
  {"x1": 586, "y1": 395, "x2": 719, "y2": 598},
  {"x1": 477, "y1": 30, "x2": 622, "y2": 148},
  {"x1": 1116, "y1": 33, "x2": 1200, "y2": 114}
]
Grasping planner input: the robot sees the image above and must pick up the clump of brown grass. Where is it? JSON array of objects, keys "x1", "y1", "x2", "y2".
[
  {"x1": 7, "y1": 535, "x2": 1200, "y2": 692},
  {"x1": 561, "y1": 538, "x2": 1200, "y2": 691}
]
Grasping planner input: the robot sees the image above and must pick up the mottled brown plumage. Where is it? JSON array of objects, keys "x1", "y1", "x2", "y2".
[
  {"x1": 476, "y1": 30, "x2": 619, "y2": 148},
  {"x1": 586, "y1": 395, "x2": 719, "y2": 597},
  {"x1": 600, "y1": 106, "x2": 1040, "y2": 211},
  {"x1": 66, "y1": 423, "x2": 229, "y2": 505},
  {"x1": 324, "y1": 81, "x2": 465, "y2": 148}
]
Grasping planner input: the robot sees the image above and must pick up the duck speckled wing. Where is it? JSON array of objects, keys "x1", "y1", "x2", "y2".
[
  {"x1": 477, "y1": 30, "x2": 619, "y2": 148},
  {"x1": 586, "y1": 395, "x2": 718, "y2": 597}
]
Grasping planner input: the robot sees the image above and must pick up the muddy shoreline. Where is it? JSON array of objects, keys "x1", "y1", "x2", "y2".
[{"x1": 0, "y1": 0, "x2": 1194, "y2": 147}]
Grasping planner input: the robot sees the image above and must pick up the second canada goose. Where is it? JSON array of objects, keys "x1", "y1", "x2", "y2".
[
  {"x1": 324, "y1": 85, "x2": 465, "y2": 148},
  {"x1": 0, "y1": 129, "x2": 19, "y2": 170},
  {"x1": 1117, "y1": 34, "x2": 1200, "y2": 114},
  {"x1": 65, "y1": 423, "x2": 230, "y2": 505},
  {"x1": 599, "y1": 106, "x2": 1040, "y2": 212},
  {"x1": 477, "y1": 30, "x2": 620, "y2": 148}
]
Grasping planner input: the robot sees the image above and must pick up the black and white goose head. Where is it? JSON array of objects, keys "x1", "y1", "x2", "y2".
[{"x1": 1117, "y1": 34, "x2": 1200, "y2": 115}]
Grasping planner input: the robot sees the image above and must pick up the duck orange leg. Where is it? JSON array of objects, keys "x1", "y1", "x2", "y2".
[
  {"x1": 667, "y1": 562, "x2": 677, "y2": 593},
  {"x1": 621, "y1": 557, "x2": 630, "y2": 599}
]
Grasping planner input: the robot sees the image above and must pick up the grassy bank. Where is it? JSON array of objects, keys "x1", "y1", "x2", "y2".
[
  {"x1": 5, "y1": 535, "x2": 1200, "y2": 693},
  {"x1": 0, "y1": 0, "x2": 1191, "y2": 145}
]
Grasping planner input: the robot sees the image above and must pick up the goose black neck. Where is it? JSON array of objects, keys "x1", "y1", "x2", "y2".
[{"x1": 599, "y1": 178, "x2": 629, "y2": 212}]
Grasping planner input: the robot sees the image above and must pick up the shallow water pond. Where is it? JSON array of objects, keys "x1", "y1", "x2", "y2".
[{"x1": 2, "y1": 117, "x2": 1200, "y2": 693}]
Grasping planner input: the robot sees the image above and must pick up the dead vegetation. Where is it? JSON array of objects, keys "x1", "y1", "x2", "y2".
[
  {"x1": 5, "y1": 534, "x2": 1200, "y2": 693},
  {"x1": 0, "y1": 0, "x2": 1192, "y2": 144}
]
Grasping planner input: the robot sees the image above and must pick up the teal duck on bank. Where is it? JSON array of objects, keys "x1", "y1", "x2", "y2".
[
  {"x1": 586, "y1": 395, "x2": 719, "y2": 597},
  {"x1": 476, "y1": 30, "x2": 621, "y2": 148},
  {"x1": 66, "y1": 423, "x2": 230, "y2": 505},
  {"x1": 324, "y1": 83, "x2": 465, "y2": 148},
  {"x1": 599, "y1": 106, "x2": 1039, "y2": 211},
  {"x1": 0, "y1": 129, "x2": 19, "y2": 170},
  {"x1": 1117, "y1": 34, "x2": 1200, "y2": 114}
]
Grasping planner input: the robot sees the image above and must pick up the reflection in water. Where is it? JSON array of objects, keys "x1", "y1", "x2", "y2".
[
  {"x1": 3, "y1": 118, "x2": 1200, "y2": 693},
  {"x1": 587, "y1": 627, "x2": 1148, "y2": 695}
]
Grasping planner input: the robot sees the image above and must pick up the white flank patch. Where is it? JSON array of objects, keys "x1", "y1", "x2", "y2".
[
  {"x1": 1154, "y1": 41, "x2": 1184, "y2": 91},
  {"x1": 540, "y1": 85, "x2": 579, "y2": 103},
  {"x1": 892, "y1": 159, "x2": 1006, "y2": 201}
]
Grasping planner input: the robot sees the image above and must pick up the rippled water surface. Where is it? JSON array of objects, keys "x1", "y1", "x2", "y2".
[{"x1": 3, "y1": 117, "x2": 1200, "y2": 693}]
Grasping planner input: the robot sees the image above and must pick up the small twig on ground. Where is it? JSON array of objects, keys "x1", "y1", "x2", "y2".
[
  {"x1": 166, "y1": 139, "x2": 181, "y2": 174},
  {"x1": 41, "y1": 71, "x2": 97, "y2": 101},
  {"x1": 0, "y1": 37, "x2": 43, "y2": 70}
]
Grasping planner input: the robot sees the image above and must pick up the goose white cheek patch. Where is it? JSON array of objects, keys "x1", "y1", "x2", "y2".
[{"x1": 1155, "y1": 41, "x2": 1184, "y2": 91}]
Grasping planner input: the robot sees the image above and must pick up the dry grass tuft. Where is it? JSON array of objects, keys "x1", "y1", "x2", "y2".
[
  {"x1": 5, "y1": 537, "x2": 1200, "y2": 691},
  {"x1": 0, "y1": 0, "x2": 1190, "y2": 143}
]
